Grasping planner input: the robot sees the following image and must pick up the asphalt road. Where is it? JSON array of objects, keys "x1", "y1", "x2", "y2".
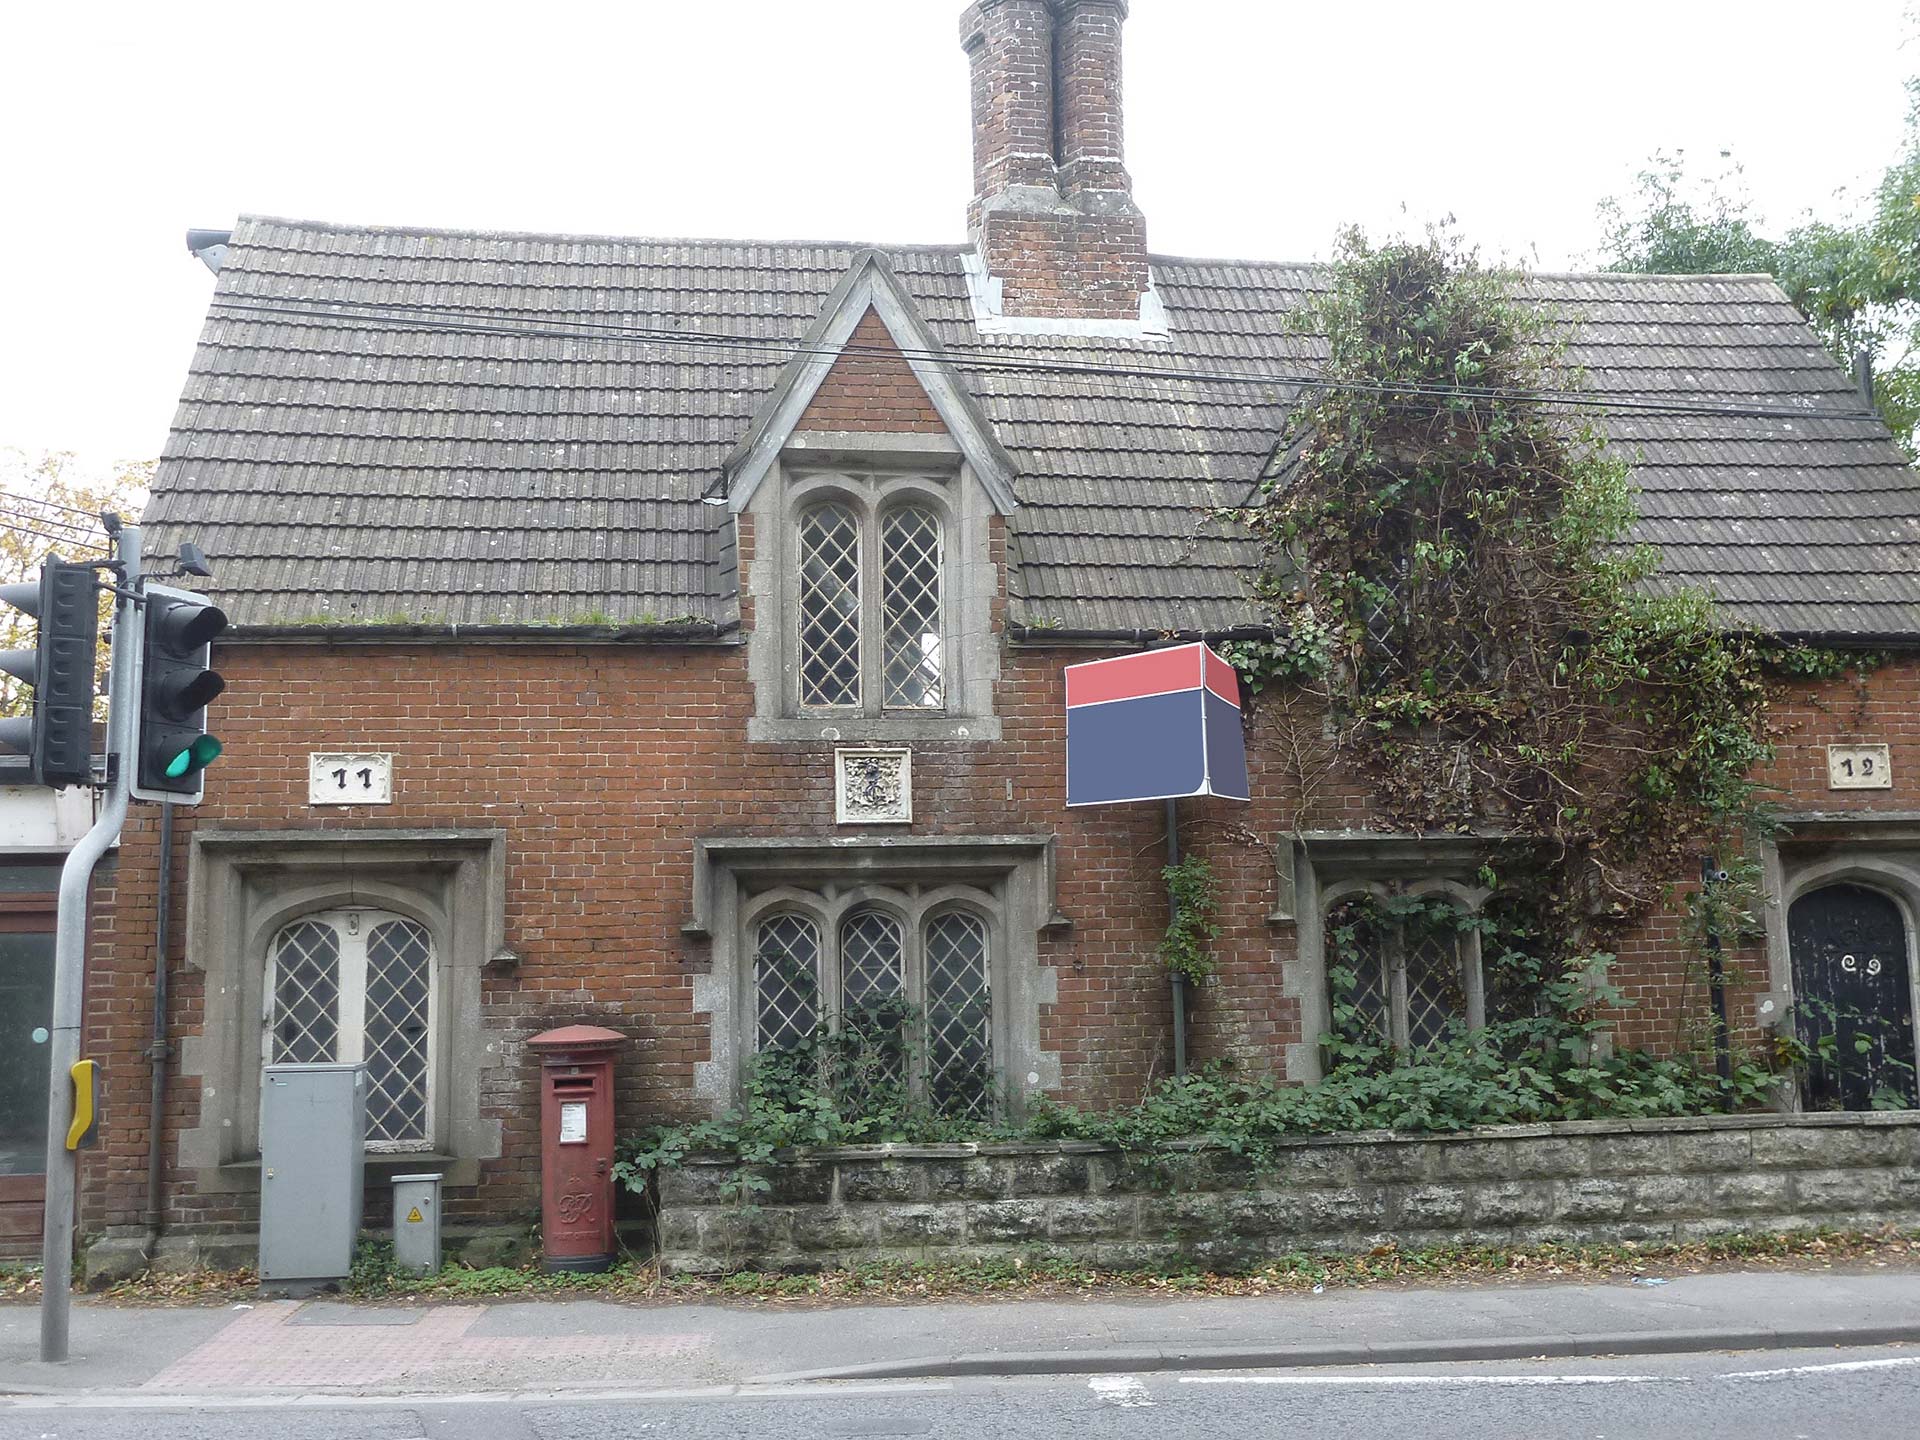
[{"x1": 5, "y1": 1346, "x2": 1919, "y2": 1439}]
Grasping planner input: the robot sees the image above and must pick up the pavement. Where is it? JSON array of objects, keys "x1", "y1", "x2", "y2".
[{"x1": 2, "y1": 1268, "x2": 1920, "y2": 1402}]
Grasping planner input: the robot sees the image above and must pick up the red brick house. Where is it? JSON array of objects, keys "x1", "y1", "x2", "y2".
[{"x1": 59, "y1": 0, "x2": 1920, "y2": 1268}]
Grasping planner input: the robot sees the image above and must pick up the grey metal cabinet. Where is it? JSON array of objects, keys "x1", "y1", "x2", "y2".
[{"x1": 259, "y1": 1063, "x2": 367, "y2": 1281}]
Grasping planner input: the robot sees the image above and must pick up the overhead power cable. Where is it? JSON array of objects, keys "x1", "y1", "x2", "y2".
[
  {"x1": 0, "y1": 504, "x2": 99, "y2": 541},
  {"x1": 200, "y1": 292, "x2": 1888, "y2": 428},
  {"x1": 0, "y1": 488, "x2": 113, "y2": 522}
]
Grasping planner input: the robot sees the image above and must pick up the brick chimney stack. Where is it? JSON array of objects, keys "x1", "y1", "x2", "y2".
[{"x1": 960, "y1": 0, "x2": 1152, "y2": 327}]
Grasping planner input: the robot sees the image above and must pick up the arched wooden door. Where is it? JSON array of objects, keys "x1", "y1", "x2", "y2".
[{"x1": 1787, "y1": 883, "x2": 1917, "y2": 1110}]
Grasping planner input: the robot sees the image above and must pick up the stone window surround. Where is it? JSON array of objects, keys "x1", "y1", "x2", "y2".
[
  {"x1": 684, "y1": 834, "x2": 1062, "y2": 1108},
  {"x1": 1758, "y1": 813, "x2": 1920, "y2": 1103},
  {"x1": 1283, "y1": 833, "x2": 1495, "y2": 1082},
  {"x1": 745, "y1": 433, "x2": 1001, "y2": 744},
  {"x1": 180, "y1": 829, "x2": 509, "y2": 1193}
]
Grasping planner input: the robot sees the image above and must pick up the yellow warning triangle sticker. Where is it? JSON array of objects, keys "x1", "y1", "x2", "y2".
[{"x1": 406, "y1": 1206, "x2": 424, "y2": 1223}]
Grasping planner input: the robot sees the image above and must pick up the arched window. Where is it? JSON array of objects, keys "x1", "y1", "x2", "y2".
[
  {"x1": 798, "y1": 501, "x2": 862, "y2": 707},
  {"x1": 267, "y1": 909, "x2": 433, "y2": 1148},
  {"x1": 881, "y1": 505, "x2": 943, "y2": 710}
]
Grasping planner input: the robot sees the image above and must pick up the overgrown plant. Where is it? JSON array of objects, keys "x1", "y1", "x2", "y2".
[
  {"x1": 1160, "y1": 854, "x2": 1222, "y2": 983},
  {"x1": 1236, "y1": 229, "x2": 1782, "y2": 1007}
]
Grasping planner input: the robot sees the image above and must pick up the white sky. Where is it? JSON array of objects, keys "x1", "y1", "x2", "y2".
[{"x1": 3, "y1": 0, "x2": 1913, "y2": 465}]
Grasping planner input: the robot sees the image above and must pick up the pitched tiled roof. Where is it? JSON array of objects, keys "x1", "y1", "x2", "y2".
[{"x1": 141, "y1": 216, "x2": 1920, "y2": 639}]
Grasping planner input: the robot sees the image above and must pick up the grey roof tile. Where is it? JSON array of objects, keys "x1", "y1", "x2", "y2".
[{"x1": 140, "y1": 217, "x2": 1919, "y2": 637}]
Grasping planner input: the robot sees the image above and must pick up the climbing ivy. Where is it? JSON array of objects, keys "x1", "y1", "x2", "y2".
[
  {"x1": 1160, "y1": 854, "x2": 1222, "y2": 983},
  {"x1": 1236, "y1": 229, "x2": 1786, "y2": 986}
]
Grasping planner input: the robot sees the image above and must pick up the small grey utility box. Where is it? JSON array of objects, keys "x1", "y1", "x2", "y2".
[
  {"x1": 391, "y1": 1173, "x2": 443, "y2": 1275},
  {"x1": 259, "y1": 1063, "x2": 367, "y2": 1282}
]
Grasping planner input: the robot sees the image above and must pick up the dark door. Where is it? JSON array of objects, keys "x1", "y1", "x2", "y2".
[
  {"x1": 1788, "y1": 883, "x2": 1917, "y2": 1110},
  {"x1": 0, "y1": 893, "x2": 58, "y2": 1257}
]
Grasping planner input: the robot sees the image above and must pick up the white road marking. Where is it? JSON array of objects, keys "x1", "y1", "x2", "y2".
[
  {"x1": 1725, "y1": 1356, "x2": 1920, "y2": 1380},
  {"x1": 1179, "y1": 1374, "x2": 1662, "y2": 1388},
  {"x1": 1089, "y1": 1375, "x2": 1154, "y2": 1407}
]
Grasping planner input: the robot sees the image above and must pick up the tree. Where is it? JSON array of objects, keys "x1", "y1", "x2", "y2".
[
  {"x1": 0, "y1": 449, "x2": 151, "y2": 719},
  {"x1": 1596, "y1": 85, "x2": 1920, "y2": 452}
]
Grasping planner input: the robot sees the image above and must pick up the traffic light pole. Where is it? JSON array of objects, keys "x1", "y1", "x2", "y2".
[{"x1": 38, "y1": 523, "x2": 139, "y2": 1363}]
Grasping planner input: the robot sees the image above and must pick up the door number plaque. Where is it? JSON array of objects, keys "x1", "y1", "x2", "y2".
[
  {"x1": 1826, "y1": 744, "x2": 1892, "y2": 790},
  {"x1": 308, "y1": 753, "x2": 394, "y2": 805}
]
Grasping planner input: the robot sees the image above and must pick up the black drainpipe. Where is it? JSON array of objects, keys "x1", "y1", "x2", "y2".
[
  {"x1": 143, "y1": 802, "x2": 174, "y2": 1251},
  {"x1": 1167, "y1": 797, "x2": 1187, "y2": 1078},
  {"x1": 1700, "y1": 853, "x2": 1733, "y2": 1085}
]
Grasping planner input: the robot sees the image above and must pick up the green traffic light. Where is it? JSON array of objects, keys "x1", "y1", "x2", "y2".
[{"x1": 163, "y1": 735, "x2": 223, "y2": 779}]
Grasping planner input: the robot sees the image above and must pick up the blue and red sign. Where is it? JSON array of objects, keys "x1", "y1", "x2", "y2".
[{"x1": 1064, "y1": 643, "x2": 1250, "y2": 807}]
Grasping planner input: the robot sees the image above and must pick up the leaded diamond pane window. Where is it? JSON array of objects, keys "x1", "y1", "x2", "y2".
[
  {"x1": 742, "y1": 896, "x2": 997, "y2": 1115},
  {"x1": 364, "y1": 920, "x2": 432, "y2": 1145},
  {"x1": 799, "y1": 502, "x2": 862, "y2": 708},
  {"x1": 1326, "y1": 896, "x2": 1478, "y2": 1052},
  {"x1": 881, "y1": 506, "x2": 943, "y2": 710},
  {"x1": 926, "y1": 910, "x2": 992, "y2": 1119},
  {"x1": 264, "y1": 909, "x2": 436, "y2": 1152},
  {"x1": 1404, "y1": 925, "x2": 1468, "y2": 1050},
  {"x1": 755, "y1": 914, "x2": 821, "y2": 1052},
  {"x1": 270, "y1": 921, "x2": 340, "y2": 1065}
]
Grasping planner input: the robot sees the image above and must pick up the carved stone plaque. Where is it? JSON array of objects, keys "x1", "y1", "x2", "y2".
[{"x1": 835, "y1": 747, "x2": 912, "y2": 824}]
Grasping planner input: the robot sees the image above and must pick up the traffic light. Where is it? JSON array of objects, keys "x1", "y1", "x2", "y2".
[
  {"x1": 0, "y1": 558, "x2": 100, "y2": 788},
  {"x1": 131, "y1": 582, "x2": 227, "y2": 803}
]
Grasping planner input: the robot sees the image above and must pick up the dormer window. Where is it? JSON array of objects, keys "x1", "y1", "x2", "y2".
[{"x1": 794, "y1": 486, "x2": 948, "y2": 716}]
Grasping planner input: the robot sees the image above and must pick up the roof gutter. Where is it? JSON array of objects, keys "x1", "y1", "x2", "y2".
[
  {"x1": 1007, "y1": 622, "x2": 1275, "y2": 650},
  {"x1": 226, "y1": 619, "x2": 742, "y2": 645}
]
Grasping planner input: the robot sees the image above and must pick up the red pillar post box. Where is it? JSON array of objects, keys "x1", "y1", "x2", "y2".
[{"x1": 525, "y1": 1025, "x2": 628, "y2": 1272}]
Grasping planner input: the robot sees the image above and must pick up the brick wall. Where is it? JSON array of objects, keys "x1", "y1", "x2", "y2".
[{"x1": 796, "y1": 310, "x2": 946, "y2": 432}]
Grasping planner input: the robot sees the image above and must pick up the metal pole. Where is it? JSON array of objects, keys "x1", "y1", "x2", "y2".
[
  {"x1": 39, "y1": 524, "x2": 139, "y2": 1363},
  {"x1": 1167, "y1": 797, "x2": 1187, "y2": 1079},
  {"x1": 143, "y1": 801, "x2": 174, "y2": 1246}
]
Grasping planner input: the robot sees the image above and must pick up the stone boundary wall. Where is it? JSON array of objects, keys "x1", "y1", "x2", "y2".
[{"x1": 656, "y1": 1112, "x2": 1920, "y2": 1275}]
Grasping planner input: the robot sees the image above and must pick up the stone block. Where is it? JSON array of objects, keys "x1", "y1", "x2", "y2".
[
  {"x1": 654, "y1": 1211, "x2": 703, "y2": 1253},
  {"x1": 82, "y1": 1234, "x2": 151, "y2": 1290},
  {"x1": 926, "y1": 1158, "x2": 1008, "y2": 1202},
  {"x1": 1047, "y1": 1196, "x2": 1140, "y2": 1241},
  {"x1": 787, "y1": 1206, "x2": 870, "y2": 1253},
  {"x1": 1395, "y1": 1184, "x2": 1468, "y2": 1228},
  {"x1": 1506, "y1": 1138, "x2": 1593, "y2": 1179},
  {"x1": 1269, "y1": 1145, "x2": 1357, "y2": 1188},
  {"x1": 1470, "y1": 1181, "x2": 1554, "y2": 1227},
  {"x1": 455, "y1": 1227, "x2": 534, "y2": 1270},
  {"x1": 964, "y1": 1199, "x2": 1052, "y2": 1244},
  {"x1": 1627, "y1": 1173, "x2": 1712, "y2": 1219},
  {"x1": 838, "y1": 1162, "x2": 916, "y2": 1203},
  {"x1": 1298, "y1": 1186, "x2": 1387, "y2": 1234},
  {"x1": 766, "y1": 1162, "x2": 835, "y2": 1205},
  {"x1": 1349, "y1": 1142, "x2": 1435, "y2": 1185},
  {"x1": 1438, "y1": 1140, "x2": 1513, "y2": 1182},
  {"x1": 1223, "y1": 1189, "x2": 1307, "y2": 1239},
  {"x1": 1707, "y1": 1172, "x2": 1792, "y2": 1215},
  {"x1": 1664, "y1": 1131, "x2": 1753, "y2": 1174},
  {"x1": 1750, "y1": 1126, "x2": 1902, "y2": 1170},
  {"x1": 1095, "y1": 1240, "x2": 1186, "y2": 1273},
  {"x1": 657, "y1": 1164, "x2": 736, "y2": 1206},
  {"x1": 1890, "y1": 1167, "x2": 1920, "y2": 1207},
  {"x1": 1793, "y1": 1167, "x2": 1896, "y2": 1212},
  {"x1": 1150, "y1": 1192, "x2": 1230, "y2": 1241},
  {"x1": 1551, "y1": 1178, "x2": 1632, "y2": 1222},
  {"x1": 873, "y1": 1204, "x2": 967, "y2": 1249},
  {"x1": 1007, "y1": 1153, "x2": 1092, "y2": 1197},
  {"x1": 1588, "y1": 1134, "x2": 1672, "y2": 1175},
  {"x1": 703, "y1": 1206, "x2": 799, "y2": 1259}
]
